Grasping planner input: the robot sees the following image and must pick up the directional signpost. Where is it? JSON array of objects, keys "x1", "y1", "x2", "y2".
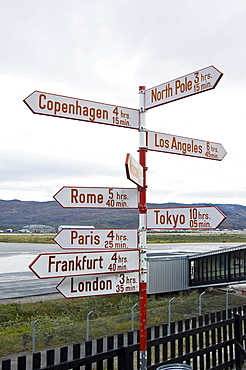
[
  {"x1": 53, "y1": 186, "x2": 138, "y2": 209},
  {"x1": 25, "y1": 65, "x2": 225, "y2": 370},
  {"x1": 144, "y1": 65, "x2": 223, "y2": 110},
  {"x1": 137, "y1": 76, "x2": 225, "y2": 369},
  {"x1": 54, "y1": 228, "x2": 138, "y2": 250},
  {"x1": 57, "y1": 271, "x2": 139, "y2": 298},
  {"x1": 29, "y1": 250, "x2": 139, "y2": 279},
  {"x1": 147, "y1": 131, "x2": 227, "y2": 160},
  {"x1": 24, "y1": 91, "x2": 140, "y2": 129},
  {"x1": 147, "y1": 206, "x2": 226, "y2": 230}
]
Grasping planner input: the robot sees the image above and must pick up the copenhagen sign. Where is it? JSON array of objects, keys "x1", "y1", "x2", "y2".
[
  {"x1": 144, "y1": 66, "x2": 223, "y2": 110},
  {"x1": 24, "y1": 91, "x2": 140, "y2": 130}
]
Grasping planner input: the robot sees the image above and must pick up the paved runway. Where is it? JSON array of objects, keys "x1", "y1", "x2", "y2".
[
  {"x1": 0, "y1": 241, "x2": 244, "y2": 300},
  {"x1": 0, "y1": 243, "x2": 61, "y2": 300}
]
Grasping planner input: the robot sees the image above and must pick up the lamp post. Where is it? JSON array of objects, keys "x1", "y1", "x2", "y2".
[
  {"x1": 86, "y1": 310, "x2": 94, "y2": 341},
  {"x1": 131, "y1": 303, "x2": 139, "y2": 331},
  {"x1": 32, "y1": 319, "x2": 40, "y2": 353},
  {"x1": 226, "y1": 286, "x2": 233, "y2": 319},
  {"x1": 168, "y1": 297, "x2": 175, "y2": 335},
  {"x1": 199, "y1": 291, "x2": 206, "y2": 316}
]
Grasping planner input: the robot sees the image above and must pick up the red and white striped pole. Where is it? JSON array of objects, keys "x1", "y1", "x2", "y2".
[{"x1": 138, "y1": 85, "x2": 148, "y2": 370}]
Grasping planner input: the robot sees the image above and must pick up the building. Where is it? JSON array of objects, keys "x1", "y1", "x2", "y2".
[
  {"x1": 20, "y1": 224, "x2": 56, "y2": 233},
  {"x1": 147, "y1": 242, "x2": 246, "y2": 295},
  {"x1": 58, "y1": 225, "x2": 95, "y2": 232}
]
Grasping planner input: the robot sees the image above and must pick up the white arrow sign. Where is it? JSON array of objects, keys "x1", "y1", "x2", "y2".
[
  {"x1": 54, "y1": 187, "x2": 138, "y2": 209},
  {"x1": 29, "y1": 250, "x2": 139, "y2": 279},
  {"x1": 54, "y1": 228, "x2": 138, "y2": 250},
  {"x1": 147, "y1": 206, "x2": 226, "y2": 230},
  {"x1": 125, "y1": 153, "x2": 144, "y2": 187},
  {"x1": 24, "y1": 91, "x2": 140, "y2": 130},
  {"x1": 56, "y1": 271, "x2": 139, "y2": 298},
  {"x1": 145, "y1": 66, "x2": 223, "y2": 110},
  {"x1": 147, "y1": 131, "x2": 227, "y2": 161}
]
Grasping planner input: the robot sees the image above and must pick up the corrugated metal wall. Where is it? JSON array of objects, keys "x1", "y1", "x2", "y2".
[{"x1": 147, "y1": 257, "x2": 189, "y2": 294}]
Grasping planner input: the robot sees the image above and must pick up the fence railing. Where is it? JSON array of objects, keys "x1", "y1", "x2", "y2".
[
  {"x1": 1, "y1": 291, "x2": 245, "y2": 357},
  {"x1": 2, "y1": 306, "x2": 246, "y2": 370}
]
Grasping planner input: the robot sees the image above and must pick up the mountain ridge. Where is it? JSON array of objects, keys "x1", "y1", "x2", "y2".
[{"x1": 0, "y1": 199, "x2": 245, "y2": 230}]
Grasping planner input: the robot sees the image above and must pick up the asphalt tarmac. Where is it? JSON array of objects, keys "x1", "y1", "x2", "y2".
[
  {"x1": 0, "y1": 241, "x2": 243, "y2": 301},
  {"x1": 0, "y1": 242, "x2": 61, "y2": 301}
]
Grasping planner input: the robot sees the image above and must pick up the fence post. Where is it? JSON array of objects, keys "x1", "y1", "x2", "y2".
[
  {"x1": 118, "y1": 346, "x2": 129, "y2": 370},
  {"x1": 17, "y1": 356, "x2": 26, "y2": 369},
  {"x1": 235, "y1": 313, "x2": 242, "y2": 370},
  {"x1": 2, "y1": 359, "x2": 11, "y2": 370},
  {"x1": 33, "y1": 352, "x2": 41, "y2": 369},
  {"x1": 73, "y1": 343, "x2": 81, "y2": 370}
]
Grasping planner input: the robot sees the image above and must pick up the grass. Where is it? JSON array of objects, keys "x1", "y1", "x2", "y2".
[
  {"x1": 0, "y1": 234, "x2": 56, "y2": 243},
  {"x1": 147, "y1": 232, "x2": 246, "y2": 244},
  {"x1": 1, "y1": 232, "x2": 246, "y2": 244},
  {"x1": 1, "y1": 290, "x2": 246, "y2": 356}
]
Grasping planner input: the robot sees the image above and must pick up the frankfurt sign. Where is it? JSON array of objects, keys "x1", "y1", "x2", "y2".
[{"x1": 29, "y1": 250, "x2": 139, "y2": 279}]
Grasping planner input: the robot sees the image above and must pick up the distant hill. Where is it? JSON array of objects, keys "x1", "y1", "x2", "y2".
[{"x1": 0, "y1": 199, "x2": 246, "y2": 231}]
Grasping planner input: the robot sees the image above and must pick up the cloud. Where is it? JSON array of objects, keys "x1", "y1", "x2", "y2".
[
  {"x1": 1, "y1": 0, "x2": 246, "y2": 206},
  {"x1": 0, "y1": 149, "x2": 124, "y2": 181}
]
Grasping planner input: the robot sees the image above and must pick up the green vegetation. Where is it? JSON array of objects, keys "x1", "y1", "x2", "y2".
[
  {"x1": 147, "y1": 232, "x2": 246, "y2": 244},
  {"x1": 1, "y1": 290, "x2": 246, "y2": 356},
  {"x1": 1, "y1": 232, "x2": 246, "y2": 244},
  {"x1": 0, "y1": 234, "x2": 56, "y2": 244}
]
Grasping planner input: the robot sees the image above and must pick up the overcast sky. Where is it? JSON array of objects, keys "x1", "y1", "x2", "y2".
[{"x1": 1, "y1": 1, "x2": 246, "y2": 206}]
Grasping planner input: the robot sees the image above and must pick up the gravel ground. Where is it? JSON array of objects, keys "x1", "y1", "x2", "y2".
[{"x1": 0, "y1": 292, "x2": 63, "y2": 305}]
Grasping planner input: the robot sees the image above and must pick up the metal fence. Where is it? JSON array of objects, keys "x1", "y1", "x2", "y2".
[{"x1": 3, "y1": 305, "x2": 246, "y2": 370}]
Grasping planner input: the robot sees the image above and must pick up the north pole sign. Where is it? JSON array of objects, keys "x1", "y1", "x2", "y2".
[
  {"x1": 147, "y1": 206, "x2": 226, "y2": 230},
  {"x1": 54, "y1": 228, "x2": 138, "y2": 250},
  {"x1": 29, "y1": 250, "x2": 139, "y2": 279},
  {"x1": 144, "y1": 66, "x2": 223, "y2": 110},
  {"x1": 24, "y1": 91, "x2": 139, "y2": 129},
  {"x1": 57, "y1": 271, "x2": 139, "y2": 298}
]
